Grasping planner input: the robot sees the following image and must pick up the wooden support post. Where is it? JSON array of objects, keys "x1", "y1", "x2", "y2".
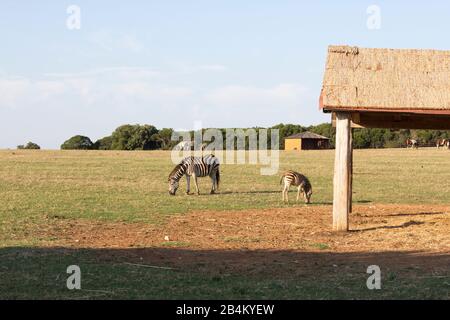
[
  {"x1": 348, "y1": 128, "x2": 353, "y2": 214},
  {"x1": 333, "y1": 112, "x2": 352, "y2": 231}
]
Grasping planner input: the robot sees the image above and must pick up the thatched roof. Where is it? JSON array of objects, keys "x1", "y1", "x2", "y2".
[
  {"x1": 285, "y1": 131, "x2": 330, "y2": 140},
  {"x1": 320, "y1": 45, "x2": 450, "y2": 114}
]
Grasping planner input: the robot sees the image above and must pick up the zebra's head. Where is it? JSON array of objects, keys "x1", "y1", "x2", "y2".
[
  {"x1": 305, "y1": 187, "x2": 313, "y2": 204},
  {"x1": 302, "y1": 183, "x2": 313, "y2": 204},
  {"x1": 168, "y1": 178, "x2": 179, "y2": 196},
  {"x1": 168, "y1": 163, "x2": 185, "y2": 196}
]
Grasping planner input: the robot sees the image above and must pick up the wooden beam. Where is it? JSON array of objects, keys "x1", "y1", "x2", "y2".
[
  {"x1": 354, "y1": 112, "x2": 450, "y2": 130},
  {"x1": 333, "y1": 112, "x2": 352, "y2": 231},
  {"x1": 332, "y1": 112, "x2": 450, "y2": 130},
  {"x1": 331, "y1": 112, "x2": 364, "y2": 128}
]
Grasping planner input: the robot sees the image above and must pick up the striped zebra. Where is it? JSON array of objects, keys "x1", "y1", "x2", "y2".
[
  {"x1": 406, "y1": 138, "x2": 419, "y2": 149},
  {"x1": 280, "y1": 170, "x2": 313, "y2": 203},
  {"x1": 168, "y1": 154, "x2": 220, "y2": 196},
  {"x1": 436, "y1": 138, "x2": 450, "y2": 149}
]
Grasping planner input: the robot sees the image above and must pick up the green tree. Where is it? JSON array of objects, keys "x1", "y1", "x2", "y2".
[
  {"x1": 416, "y1": 130, "x2": 433, "y2": 145},
  {"x1": 308, "y1": 123, "x2": 336, "y2": 148},
  {"x1": 353, "y1": 129, "x2": 371, "y2": 149},
  {"x1": 111, "y1": 124, "x2": 159, "y2": 150},
  {"x1": 271, "y1": 123, "x2": 305, "y2": 149},
  {"x1": 17, "y1": 142, "x2": 40, "y2": 150},
  {"x1": 94, "y1": 136, "x2": 113, "y2": 150},
  {"x1": 61, "y1": 135, "x2": 94, "y2": 150},
  {"x1": 151, "y1": 128, "x2": 174, "y2": 150}
]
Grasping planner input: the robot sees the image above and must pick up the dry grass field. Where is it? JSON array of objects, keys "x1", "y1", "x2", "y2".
[{"x1": 0, "y1": 149, "x2": 449, "y2": 299}]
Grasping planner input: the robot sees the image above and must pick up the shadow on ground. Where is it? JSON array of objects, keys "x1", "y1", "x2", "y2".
[
  {"x1": 359, "y1": 212, "x2": 446, "y2": 218},
  {"x1": 0, "y1": 246, "x2": 448, "y2": 299},
  {"x1": 352, "y1": 220, "x2": 426, "y2": 232}
]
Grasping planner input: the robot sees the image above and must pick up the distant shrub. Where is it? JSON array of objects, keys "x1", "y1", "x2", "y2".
[
  {"x1": 61, "y1": 135, "x2": 94, "y2": 150},
  {"x1": 94, "y1": 136, "x2": 113, "y2": 150},
  {"x1": 17, "y1": 142, "x2": 40, "y2": 150}
]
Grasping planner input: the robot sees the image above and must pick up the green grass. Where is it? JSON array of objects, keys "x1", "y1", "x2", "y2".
[
  {"x1": 1, "y1": 149, "x2": 449, "y2": 226},
  {"x1": 160, "y1": 241, "x2": 191, "y2": 247},
  {"x1": 1, "y1": 248, "x2": 448, "y2": 299},
  {"x1": 309, "y1": 243, "x2": 330, "y2": 250},
  {"x1": 0, "y1": 149, "x2": 449, "y2": 299}
]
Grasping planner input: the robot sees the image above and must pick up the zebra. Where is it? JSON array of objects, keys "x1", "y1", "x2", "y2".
[
  {"x1": 280, "y1": 170, "x2": 312, "y2": 203},
  {"x1": 436, "y1": 139, "x2": 449, "y2": 149},
  {"x1": 168, "y1": 154, "x2": 220, "y2": 196},
  {"x1": 406, "y1": 138, "x2": 419, "y2": 149}
]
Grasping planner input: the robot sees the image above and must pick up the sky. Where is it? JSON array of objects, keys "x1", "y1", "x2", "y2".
[{"x1": 1, "y1": 0, "x2": 450, "y2": 149}]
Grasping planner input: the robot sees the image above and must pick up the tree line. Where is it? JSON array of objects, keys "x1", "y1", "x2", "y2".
[{"x1": 57, "y1": 123, "x2": 450, "y2": 151}]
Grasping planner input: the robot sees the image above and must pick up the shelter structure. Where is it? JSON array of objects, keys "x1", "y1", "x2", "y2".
[
  {"x1": 320, "y1": 45, "x2": 450, "y2": 231},
  {"x1": 284, "y1": 131, "x2": 330, "y2": 150}
]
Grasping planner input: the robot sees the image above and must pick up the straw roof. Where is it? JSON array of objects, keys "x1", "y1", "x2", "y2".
[
  {"x1": 285, "y1": 131, "x2": 330, "y2": 140},
  {"x1": 320, "y1": 45, "x2": 450, "y2": 114}
]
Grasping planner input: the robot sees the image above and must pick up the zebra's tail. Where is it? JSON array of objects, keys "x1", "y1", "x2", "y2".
[
  {"x1": 280, "y1": 175, "x2": 284, "y2": 185},
  {"x1": 216, "y1": 169, "x2": 220, "y2": 190}
]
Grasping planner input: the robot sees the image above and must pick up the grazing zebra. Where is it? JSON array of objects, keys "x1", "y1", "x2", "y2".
[
  {"x1": 280, "y1": 170, "x2": 312, "y2": 203},
  {"x1": 436, "y1": 139, "x2": 449, "y2": 149},
  {"x1": 406, "y1": 138, "x2": 419, "y2": 149},
  {"x1": 168, "y1": 154, "x2": 220, "y2": 196}
]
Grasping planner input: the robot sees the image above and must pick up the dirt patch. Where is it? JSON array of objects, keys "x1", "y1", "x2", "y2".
[
  {"x1": 40, "y1": 204, "x2": 450, "y2": 251},
  {"x1": 33, "y1": 204, "x2": 450, "y2": 275}
]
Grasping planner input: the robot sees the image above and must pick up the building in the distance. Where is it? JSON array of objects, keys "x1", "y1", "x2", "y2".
[{"x1": 284, "y1": 131, "x2": 330, "y2": 150}]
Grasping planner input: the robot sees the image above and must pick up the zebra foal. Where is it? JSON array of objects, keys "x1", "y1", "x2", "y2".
[
  {"x1": 280, "y1": 170, "x2": 313, "y2": 203},
  {"x1": 168, "y1": 154, "x2": 220, "y2": 196}
]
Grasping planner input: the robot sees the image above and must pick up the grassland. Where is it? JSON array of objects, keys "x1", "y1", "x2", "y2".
[
  {"x1": 0, "y1": 149, "x2": 449, "y2": 299},
  {"x1": 1, "y1": 149, "x2": 449, "y2": 225}
]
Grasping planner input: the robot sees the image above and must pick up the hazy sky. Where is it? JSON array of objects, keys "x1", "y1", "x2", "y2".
[{"x1": 1, "y1": 1, "x2": 450, "y2": 148}]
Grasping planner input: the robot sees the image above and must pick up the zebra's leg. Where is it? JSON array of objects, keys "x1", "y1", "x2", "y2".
[
  {"x1": 193, "y1": 174, "x2": 200, "y2": 195},
  {"x1": 209, "y1": 173, "x2": 216, "y2": 194},
  {"x1": 284, "y1": 183, "x2": 290, "y2": 203},
  {"x1": 296, "y1": 186, "x2": 301, "y2": 202},
  {"x1": 185, "y1": 175, "x2": 191, "y2": 195}
]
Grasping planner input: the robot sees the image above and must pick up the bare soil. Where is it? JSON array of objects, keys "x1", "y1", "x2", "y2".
[{"x1": 36, "y1": 204, "x2": 450, "y2": 276}]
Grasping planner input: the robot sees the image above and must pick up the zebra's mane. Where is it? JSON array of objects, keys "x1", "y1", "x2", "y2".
[
  {"x1": 302, "y1": 176, "x2": 312, "y2": 191},
  {"x1": 168, "y1": 163, "x2": 185, "y2": 181}
]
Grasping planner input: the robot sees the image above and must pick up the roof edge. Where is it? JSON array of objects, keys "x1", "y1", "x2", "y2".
[
  {"x1": 321, "y1": 106, "x2": 450, "y2": 115},
  {"x1": 328, "y1": 44, "x2": 450, "y2": 54},
  {"x1": 285, "y1": 131, "x2": 330, "y2": 140}
]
